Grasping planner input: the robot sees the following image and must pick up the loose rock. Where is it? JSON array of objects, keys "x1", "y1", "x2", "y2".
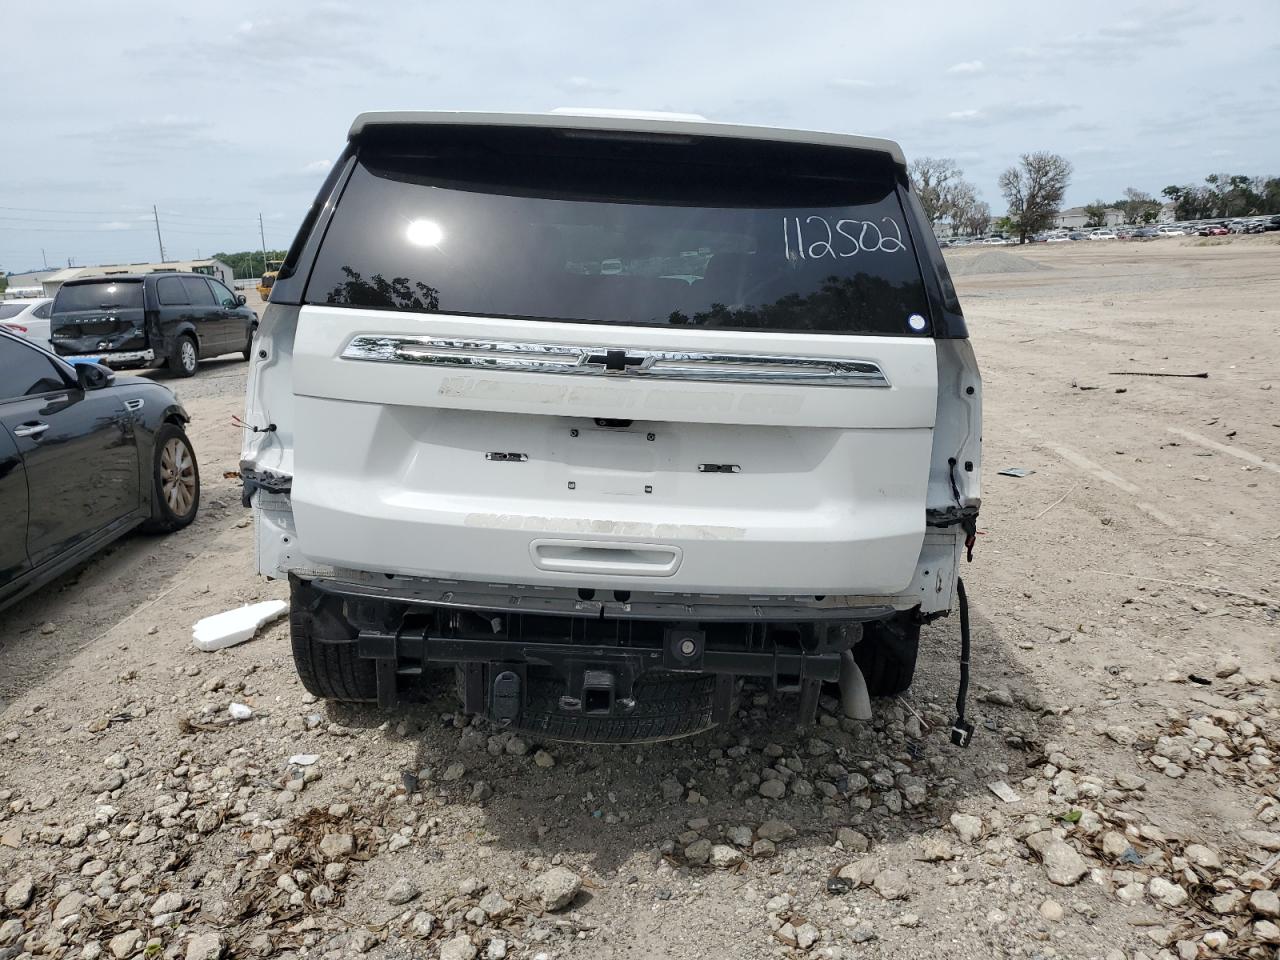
[
  {"x1": 440, "y1": 935, "x2": 478, "y2": 960},
  {"x1": 758, "y1": 779, "x2": 786, "y2": 800},
  {"x1": 837, "y1": 827, "x2": 870, "y2": 852},
  {"x1": 319, "y1": 833, "x2": 354, "y2": 858},
  {"x1": 386, "y1": 878, "x2": 420, "y2": 906},
  {"x1": 709, "y1": 844, "x2": 743, "y2": 868},
  {"x1": 1251, "y1": 889, "x2": 1280, "y2": 919},
  {"x1": 3, "y1": 875, "x2": 34, "y2": 910},
  {"x1": 534, "y1": 866, "x2": 582, "y2": 911},
  {"x1": 109, "y1": 930, "x2": 143, "y2": 959},
  {"x1": 873, "y1": 869, "x2": 912, "y2": 900},
  {"x1": 1028, "y1": 833, "x2": 1088, "y2": 886},
  {"x1": 185, "y1": 932, "x2": 224, "y2": 960},
  {"x1": 1039, "y1": 899, "x2": 1064, "y2": 922},
  {"x1": 758, "y1": 820, "x2": 796, "y2": 842},
  {"x1": 1148, "y1": 877, "x2": 1189, "y2": 909},
  {"x1": 950, "y1": 813, "x2": 984, "y2": 844}
]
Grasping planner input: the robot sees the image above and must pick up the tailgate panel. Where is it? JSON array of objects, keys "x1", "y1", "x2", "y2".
[{"x1": 290, "y1": 306, "x2": 938, "y2": 595}]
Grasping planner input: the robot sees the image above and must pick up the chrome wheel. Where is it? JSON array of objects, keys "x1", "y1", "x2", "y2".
[
  {"x1": 180, "y1": 339, "x2": 197, "y2": 373},
  {"x1": 160, "y1": 437, "x2": 196, "y2": 516}
]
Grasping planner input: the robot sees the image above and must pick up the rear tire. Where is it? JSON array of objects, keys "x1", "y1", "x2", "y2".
[
  {"x1": 140, "y1": 423, "x2": 200, "y2": 533},
  {"x1": 853, "y1": 615, "x2": 920, "y2": 697},
  {"x1": 170, "y1": 334, "x2": 198, "y2": 377},
  {"x1": 289, "y1": 580, "x2": 377, "y2": 703}
]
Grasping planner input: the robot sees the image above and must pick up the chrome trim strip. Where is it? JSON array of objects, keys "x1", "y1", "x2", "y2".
[
  {"x1": 341, "y1": 335, "x2": 890, "y2": 387},
  {"x1": 63, "y1": 348, "x2": 155, "y2": 365}
]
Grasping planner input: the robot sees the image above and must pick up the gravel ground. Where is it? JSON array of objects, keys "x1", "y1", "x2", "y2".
[{"x1": 1, "y1": 236, "x2": 1277, "y2": 960}]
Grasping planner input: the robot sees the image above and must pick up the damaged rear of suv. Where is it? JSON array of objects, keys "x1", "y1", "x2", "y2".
[{"x1": 241, "y1": 111, "x2": 981, "y2": 743}]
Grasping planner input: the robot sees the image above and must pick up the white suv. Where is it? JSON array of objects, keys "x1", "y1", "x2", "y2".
[{"x1": 241, "y1": 111, "x2": 982, "y2": 742}]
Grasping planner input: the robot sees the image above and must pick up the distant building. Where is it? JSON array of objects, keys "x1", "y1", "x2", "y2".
[
  {"x1": 39, "y1": 258, "x2": 234, "y2": 297},
  {"x1": 1055, "y1": 206, "x2": 1124, "y2": 229},
  {"x1": 1, "y1": 269, "x2": 56, "y2": 299}
]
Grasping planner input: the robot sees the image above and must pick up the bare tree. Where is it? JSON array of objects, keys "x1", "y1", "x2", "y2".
[
  {"x1": 908, "y1": 157, "x2": 963, "y2": 227},
  {"x1": 998, "y1": 152, "x2": 1073, "y2": 243},
  {"x1": 1117, "y1": 187, "x2": 1159, "y2": 225},
  {"x1": 958, "y1": 199, "x2": 991, "y2": 237},
  {"x1": 1082, "y1": 201, "x2": 1109, "y2": 228}
]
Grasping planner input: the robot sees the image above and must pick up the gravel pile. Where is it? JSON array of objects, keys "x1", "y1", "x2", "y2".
[{"x1": 945, "y1": 249, "x2": 1052, "y2": 276}]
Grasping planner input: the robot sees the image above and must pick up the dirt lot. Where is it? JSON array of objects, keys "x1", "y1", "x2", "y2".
[{"x1": 1, "y1": 236, "x2": 1277, "y2": 960}]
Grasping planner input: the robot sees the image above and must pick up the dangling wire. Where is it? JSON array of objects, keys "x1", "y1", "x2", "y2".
[
  {"x1": 231, "y1": 414, "x2": 276, "y2": 434},
  {"x1": 950, "y1": 577, "x2": 974, "y2": 748}
]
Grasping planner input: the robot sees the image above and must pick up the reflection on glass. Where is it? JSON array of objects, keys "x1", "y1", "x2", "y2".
[
  {"x1": 324, "y1": 267, "x2": 440, "y2": 312},
  {"x1": 405, "y1": 219, "x2": 444, "y2": 247}
]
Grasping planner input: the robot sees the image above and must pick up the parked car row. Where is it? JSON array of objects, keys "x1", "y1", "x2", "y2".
[{"x1": 939, "y1": 215, "x2": 1278, "y2": 246}]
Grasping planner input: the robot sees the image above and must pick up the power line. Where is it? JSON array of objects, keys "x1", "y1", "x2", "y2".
[
  {"x1": 0, "y1": 213, "x2": 270, "y2": 227},
  {"x1": 0, "y1": 204, "x2": 280, "y2": 222}
]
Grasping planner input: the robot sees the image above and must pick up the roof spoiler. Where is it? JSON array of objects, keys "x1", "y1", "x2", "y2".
[{"x1": 346, "y1": 110, "x2": 907, "y2": 168}]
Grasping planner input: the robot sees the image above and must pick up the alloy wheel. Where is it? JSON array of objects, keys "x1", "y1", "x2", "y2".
[{"x1": 160, "y1": 437, "x2": 196, "y2": 515}]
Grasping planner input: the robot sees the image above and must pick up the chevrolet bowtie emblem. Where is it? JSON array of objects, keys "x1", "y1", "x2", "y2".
[{"x1": 585, "y1": 349, "x2": 649, "y2": 372}]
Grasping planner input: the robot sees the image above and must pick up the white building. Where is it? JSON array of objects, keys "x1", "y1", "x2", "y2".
[
  {"x1": 1054, "y1": 206, "x2": 1124, "y2": 230},
  {"x1": 39, "y1": 258, "x2": 234, "y2": 297}
]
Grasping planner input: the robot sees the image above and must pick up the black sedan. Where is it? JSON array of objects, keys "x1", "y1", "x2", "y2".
[{"x1": 0, "y1": 329, "x2": 200, "y2": 612}]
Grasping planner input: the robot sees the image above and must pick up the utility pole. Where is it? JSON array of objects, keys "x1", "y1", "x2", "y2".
[
  {"x1": 152, "y1": 204, "x2": 166, "y2": 262},
  {"x1": 42, "y1": 248, "x2": 48, "y2": 269},
  {"x1": 259, "y1": 212, "x2": 268, "y2": 275}
]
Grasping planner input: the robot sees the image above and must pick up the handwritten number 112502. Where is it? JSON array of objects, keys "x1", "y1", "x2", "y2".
[{"x1": 783, "y1": 216, "x2": 907, "y2": 260}]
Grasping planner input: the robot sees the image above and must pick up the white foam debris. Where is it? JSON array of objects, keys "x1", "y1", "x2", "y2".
[{"x1": 192, "y1": 600, "x2": 288, "y2": 652}]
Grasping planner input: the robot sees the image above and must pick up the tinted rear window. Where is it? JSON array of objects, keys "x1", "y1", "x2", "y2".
[
  {"x1": 306, "y1": 138, "x2": 930, "y2": 335},
  {"x1": 54, "y1": 281, "x2": 144, "y2": 312}
]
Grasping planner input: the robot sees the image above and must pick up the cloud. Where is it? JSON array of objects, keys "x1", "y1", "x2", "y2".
[
  {"x1": 559, "y1": 76, "x2": 620, "y2": 95},
  {"x1": 1008, "y1": 5, "x2": 1216, "y2": 64},
  {"x1": 827, "y1": 78, "x2": 877, "y2": 90},
  {"x1": 98, "y1": 221, "x2": 133, "y2": 231},
  {"x1": 63, "y1": 116, "x2": 232, "y2": 167},
  {"x1": 301, "y1": 160, "x2": 331, "y2": 174},
  {"x1": 948, "y1": 60, "x2": 985, "y2": 74},
  {"x1": 945, "y1": 101, "x2": 1076, "y2": 125}
]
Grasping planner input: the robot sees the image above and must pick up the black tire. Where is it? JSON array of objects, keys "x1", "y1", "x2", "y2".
[
  {"x1": 169, "y1": 334, "x2": 199, "y2": 377},
  {"x1": 140, "y1": 423, "x2": 200, "y2": 533},
  {"x1": 513, "y1": 670, "x2": 723, "y2": 744},
  {"x1": 242, "y1": 321, "x2": 257, "y2": 361},
  {"x1": 289, "y1": 579, "x2": 377, "y2": 703},
  {"x1": 853, "y1": 615, "x2": 920, "y2": 697}
]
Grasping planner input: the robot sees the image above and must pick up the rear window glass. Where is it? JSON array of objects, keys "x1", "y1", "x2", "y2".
[
  {"x1": 306, "y1": 144, "x2": 930, "y2": 335},
  {"x1": 54, "y1": 281, "x2": 144, "y2": 312},
  {"x1": 182, "y1": 276, "x2": 216, "y2": 306},
  {"x1": 0, "y1": 304, "x2": 26, "y2": 320},
  {"x1": 157, "y1": 277, "x2": 188, "y2": 305}
]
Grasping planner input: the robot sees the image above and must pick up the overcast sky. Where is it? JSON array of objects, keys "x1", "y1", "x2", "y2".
[{"x1": 3, "y1": 0, "x2": 1277, "y2": 272}]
